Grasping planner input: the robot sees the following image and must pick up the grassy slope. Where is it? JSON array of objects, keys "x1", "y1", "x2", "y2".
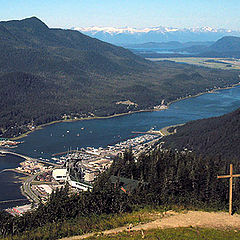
[
  {"x1": 3, "y1": 208, "x2": 240, "y2": 240},
  {"x1": 0, "y1": 208, "x2": 160, "y2": 240},
  {"x1": 86, "y1": 228, "x2": 240, "y2": 240}
]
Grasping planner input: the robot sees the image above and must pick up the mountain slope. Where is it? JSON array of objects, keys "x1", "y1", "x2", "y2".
[
  {"x1": 0, "y1": 17, "x2": 240, "y2": 138},
  {"x1": 0, "y1": 17, "x2": 148, "y2": 74},
  {"x1": 176, "y1": 36, "x2": 240, "y2": 57},
  {"x1": 209, "y1": 36, "x2": 240, "y2": 52},
  {"x1": 164, "y1": 107, "x2": 240, "y2": 159}
]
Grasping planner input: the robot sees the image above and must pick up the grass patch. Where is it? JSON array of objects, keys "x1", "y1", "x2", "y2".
[
  {"x1": 86, "y1": 227, "x2": 240, "y2": 240},
  {"x1": 1, "y1": 207, "x2": 163, "y2": 240}
]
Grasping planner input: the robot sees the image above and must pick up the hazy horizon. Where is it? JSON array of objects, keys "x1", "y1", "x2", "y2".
[{"x1": 1, "y1": 0, "x2": 240, "y2": 31}]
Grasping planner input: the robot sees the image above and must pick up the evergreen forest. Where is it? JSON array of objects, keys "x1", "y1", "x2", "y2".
[
  {"x1": 0, "y1": 148, "x2": 239, "y2": 239},
  {"x1": 164, "y1": 106, "x2": 240, "y2": 159},
  {"x1": 0, "y1": 17, "x2": 240, "y2": 138}
]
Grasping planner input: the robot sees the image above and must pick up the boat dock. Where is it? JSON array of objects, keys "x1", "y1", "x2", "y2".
[
  {"x1": 0, "y1": 150, "x2": 59, "y2": 167},
  {"x1": 52, "y1": 150, "x2": 78, "y2": 156},
  {"x1": 132, "y1": 131, "x2": 163, "y2": 136},
  {"x1": 0, "y1": 199, "x2": 28, "y2": 204}
]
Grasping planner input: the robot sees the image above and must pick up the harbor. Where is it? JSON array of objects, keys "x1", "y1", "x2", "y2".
[
  {"x1": 1, "y1": 85, "x2": 240, "y2": 213},
  {"x1": 0, "y1": 132, "x2": 163, "y2": 214}
]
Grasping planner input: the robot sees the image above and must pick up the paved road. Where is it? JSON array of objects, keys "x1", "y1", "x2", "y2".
[
  {"x1": 159, "y1": 123, "x2": 185, "y2": 136},
  {"x1": 22, "y1": 173, "x2": 41, "y2": 204}
]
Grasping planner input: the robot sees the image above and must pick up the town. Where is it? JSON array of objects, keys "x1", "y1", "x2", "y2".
[{"x1": 3, "y1": 132, "x2": 163, "y2": 215}]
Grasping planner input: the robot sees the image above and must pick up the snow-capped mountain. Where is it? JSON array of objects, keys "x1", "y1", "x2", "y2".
[{"x1": 72, "y1": 26, "x2": 240, "y2": 45}]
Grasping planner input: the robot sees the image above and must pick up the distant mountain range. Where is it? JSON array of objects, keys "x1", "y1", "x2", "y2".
[
  {"x1": 73, "y1": 26, "x2": 240, "y2": 45},
  {"x1": 176, "y1": 36, "x2": 240, "y2": 58},
  {"x1": 126, "y1": 36, "x2": 240, "y2": 58},
  {"x1": 0, "y1": 17, "x2": 239, "y2": 138},
  {"x1": 124, "y1": 41, "x2": 214, "y2": 50}
]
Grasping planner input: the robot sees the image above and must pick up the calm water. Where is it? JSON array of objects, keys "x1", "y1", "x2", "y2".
[
  {"x1": 1, "y1": 85, "x2": 240, "y2": 207},
  {"x1": 14, "y1": 86, "x2": 240, "y2": 159},
  {"x1": 129, "y1": 48, "x2": 193, "y2": 55},
  {"x1": 0, "y1": 154, "x2": 29, "y2": 210}
]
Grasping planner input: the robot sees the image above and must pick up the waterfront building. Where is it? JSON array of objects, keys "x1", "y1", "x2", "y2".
[{"x1": 52, "y1": 168, "x2": 67, "y2": 181}]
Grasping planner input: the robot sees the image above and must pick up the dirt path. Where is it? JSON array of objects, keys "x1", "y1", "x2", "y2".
[{"x1": 60, "y1": 210, "x2": 240, "y2": 240}]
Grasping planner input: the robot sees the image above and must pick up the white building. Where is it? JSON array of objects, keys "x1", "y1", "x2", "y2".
[
  {"x1": 84, "y1": 170, "x2": 96, "y2": 182},
  {"x1": 52, "y1": 168, "x2": 67, "y2": 181},
  {"x1": 68, "y1": 179, "x2": 93, "y2": 191}
]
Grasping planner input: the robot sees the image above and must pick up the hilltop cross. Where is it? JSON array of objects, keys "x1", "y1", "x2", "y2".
[{"x1": 217, "y1": 164, "x2": 240, "y2": 215}]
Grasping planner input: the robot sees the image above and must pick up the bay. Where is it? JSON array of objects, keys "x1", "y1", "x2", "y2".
[
  {"x1": 0, "y1": 154, "x2": 29, "y2": 210},
  {"x1": 14, "y1": 86, "x2": 240, "y2": 159},
  {"x1": 1, "y1": 85, "x2": 240, "y2": 207}
]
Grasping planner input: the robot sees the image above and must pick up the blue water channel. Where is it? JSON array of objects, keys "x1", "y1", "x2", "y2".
[
  {"x1": 0, "y1": 154, "x2": 29, "y2": 210},
  {"x1": 15, "y1": 86, "x2": 240, "y2": 159},
  {"x1": 1, "y1": 85, "x2": 240, "y2": 209}
]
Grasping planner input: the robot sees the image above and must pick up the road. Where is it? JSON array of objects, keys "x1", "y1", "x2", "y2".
[
  {"x1": 0, "y1": 149, "x2": 62, "y2": 205},
  {"x1": 22, "y1": 173, "x2": 41, "y2": 204},
  {"x1": 0, "y1": 168, "x2": 41, "y2": 205},
  {"x1": 159, "y1": 123, "x2": 185, "y2": 136}
]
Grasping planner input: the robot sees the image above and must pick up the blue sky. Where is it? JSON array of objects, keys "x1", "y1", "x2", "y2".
[{"x1": 1, "y1": 0, "x2": 240, "y2": 30}]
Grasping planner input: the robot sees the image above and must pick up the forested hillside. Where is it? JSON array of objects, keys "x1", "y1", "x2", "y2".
[
  {"x1": 177, "y1": 36, "x2": 240, "y2": 57},
  {"x1": 164, "y1": 107, "x2": 240, "y2": 159},
  {"x1": 198, "y1": 36, "x2": 240, "y2": 57},
  {"x1": 0, "y1": 148, "x2": 238, "y2": 239},
  {"x1": 0, "y1": 17, "x2": 240, "y2": 138}
]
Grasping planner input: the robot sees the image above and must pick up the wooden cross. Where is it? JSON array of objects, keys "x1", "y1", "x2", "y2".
[{"x1": 217, "y1": 164, "x2": 240, "y2": 215}]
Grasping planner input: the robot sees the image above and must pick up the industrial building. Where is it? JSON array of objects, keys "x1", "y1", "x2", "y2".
[{"x1": 52, "y1": 168, "x2": 67, "y2": 181}]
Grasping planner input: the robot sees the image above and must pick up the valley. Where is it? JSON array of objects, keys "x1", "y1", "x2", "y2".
[
  {"x1": 148, "y1": 57, "x2": 240, "y2": 70},
  {"x1": 1, "y1": 17, "x2": 240, "y2": 139},
  {"x1": 1, "y1": 11, "x2": 240, "y2": 240}
]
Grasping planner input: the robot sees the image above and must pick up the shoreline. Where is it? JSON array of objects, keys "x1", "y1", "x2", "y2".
[
  {"x1": 10, "y1": 109, "x2": 161, "y2": 140},
  {"x1": 0, "y1": 152, "x2": 56, "y2": 207},
  {"x1": 10, "y1": 82, "x2": 240, "y2": 141},
  {"x1": 166, "y1": 82, "x2": 240, "y2": 107},
  {"x1": 159, "y1": 123, "x2": 185, "y2": 136},
  {"x1": 0, "y1": 169, "x2": 30, "y2": 209}
]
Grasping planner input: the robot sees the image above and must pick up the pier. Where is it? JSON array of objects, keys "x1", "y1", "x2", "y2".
[
  {"x1": 0, "y1": 168, "x2": 31, "y2": 175},
  {"x1": 0, "y1": 150, "x2": 59, "y2": 167},
  {"x1": 0, "y1": 199, "x2": 28, "y2": 204},
  {"x1": 52, "y1": 150, "x2": 77, "y2": 156},
  {"x1": 132, "y1": 131, "x2": 163, "y2": 136}
]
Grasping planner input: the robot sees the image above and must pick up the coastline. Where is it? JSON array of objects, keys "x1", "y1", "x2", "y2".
[
  {"x1": 0, "y1": 154, "x2": 31, "y2": 209},
  {"x1": 2, "y1": 82, "x2": 240, "y2": 208},
  {"x1": 10, "y1": 82, "x2": 240, "y2": 141},
  {"x1": 0, "y1": 152, "x2": 54, "y2": 207},
  {"x1": 10, "y1": 109, "x2": 158, "y2": 140},
  {"x1": 159, "y1": 123, "x2": 185, "y2": 136},
  {"x1": 166, "y1": 82, "x2": 240, "y2": 107}
]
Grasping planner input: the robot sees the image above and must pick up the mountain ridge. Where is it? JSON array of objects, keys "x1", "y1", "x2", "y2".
[
  {"x1": 127, "y1": 36, "x2": 240, "y2": 58},
  {"x1": 209, "y1": 36, "x2": 240, "y2": 52},
  {"x1": 0, "y1": 17, "x2": 239, "y2": 138},
  {"x1": 74, "y1": 25, "x2": 240, "y2": 44},
  {"x1": 181, "y1": 36, "x2": 240, "y2": 57}
]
